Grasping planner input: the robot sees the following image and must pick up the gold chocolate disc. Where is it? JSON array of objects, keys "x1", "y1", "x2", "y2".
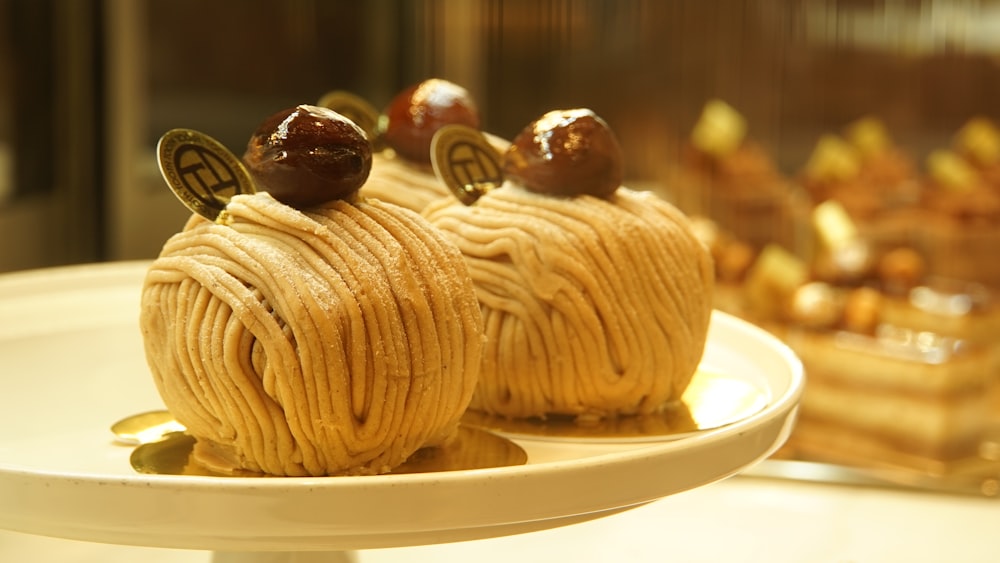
[
  {"x1": 430, "y1": 124, "x2": 504, "y2": 205},
  {"x1": 111, "y1": 410, "x2": 186, "y2": 446},
  {"x1": 129, "y1": 426, "x2": 527, "y2": 477},
  {"x1": 317, "y1": 90, "x2": 382, "y2": 146},
  {"x1": 156, "y1": 128, "x2": 257, "y2": 221}
]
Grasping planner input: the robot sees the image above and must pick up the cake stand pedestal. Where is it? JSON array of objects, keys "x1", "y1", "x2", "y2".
[
  {"x1": 213, "y1": 552, "x2": 358, "y2": 563},
  {"x1": 0, "y1": 262, "x2": 804, "y2": 559}
]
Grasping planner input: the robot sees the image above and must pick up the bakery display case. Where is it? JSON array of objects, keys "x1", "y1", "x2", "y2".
[
  {"x1": 657, "y1": 3, "x2": 1000, "y2": 481},
  {"x1": 0, "y1": 261, "x2": 803, "y2": 554},
  {"x1": 1, "y1": 2, "x2": 1000, "y2": 561},
  {"x1": 98, "y1": 0, "x2": 1000, "y2": 487}
]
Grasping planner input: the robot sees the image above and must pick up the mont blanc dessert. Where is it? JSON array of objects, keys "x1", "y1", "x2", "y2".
[
  {"x1": 140, "y1": 105, "x2": 484, "y2": 476},
  {"x1": 425, "y1": 109, "x2": 715, "y2": 419}
]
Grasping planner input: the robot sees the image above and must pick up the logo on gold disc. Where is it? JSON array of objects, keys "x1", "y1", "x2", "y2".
[
  {"x1": 157, "y1": 129, "x2": 256, "y2": 221},
  {"x1": 431, "y1": 125, "x2": 504, "y2": 205}
]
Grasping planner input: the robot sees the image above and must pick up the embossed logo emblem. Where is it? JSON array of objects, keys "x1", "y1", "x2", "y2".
[
  {"x1": 431, "y1": 125, "x2": 504, "y2": 205},
  {"x1": 157, "y1": 129, "x2": 256, "y2": 221}
]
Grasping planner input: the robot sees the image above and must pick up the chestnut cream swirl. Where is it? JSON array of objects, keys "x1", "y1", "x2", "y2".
[
  {"x1": 140, "y1": 192, "x2": 483, "y2": 476},
  {"x1": 361, "y1": 154, "x2": 450, "y2": 212}
]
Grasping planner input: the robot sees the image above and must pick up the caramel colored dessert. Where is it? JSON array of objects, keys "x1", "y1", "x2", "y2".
[
  {"x1": 954, "y1": 116, "x2": 1000, "y2": 190},
  {"x1": 678, "y1": 99, "x2": 797, "y2": 251},
  {"x1": 918, "y1": 149, "x2": 1000, "y2": 287},
  {"x1": 689, "y1": 108, "x2": 1000, "y2": 474},
  {"x1": 798, "y1": 119, "x2": 921, "y2": 263},
  {"x1": 141, "y1": 106, "x2": 484, "y2": 476},
  {"x1": 426, "y1": 109, "x2": 714, "y2": 419},
  {"x1": 788, "y1": 325, "x2": 998, "y2": 472},
  {"x1": 698, "y1": 212, "x2": 1000, "y2": 473},
  {"x1": 799, "y1": 117, "x2": 1000, "y2": 289},
  {"x1": 800, "y1": 118, "x2": 919, "y2": 217}
]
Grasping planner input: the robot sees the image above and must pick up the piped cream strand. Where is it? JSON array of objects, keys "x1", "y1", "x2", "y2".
[{"x1": 360, "y1": 154, "x2": 450, "y2": 212}]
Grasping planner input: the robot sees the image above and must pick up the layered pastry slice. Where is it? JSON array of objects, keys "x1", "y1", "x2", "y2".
[{"x1": 695, "y1": 206, "x2": 1000, "y2": 474}]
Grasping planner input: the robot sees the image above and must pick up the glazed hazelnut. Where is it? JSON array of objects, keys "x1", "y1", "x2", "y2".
[
  {"x1": 787, "y1": 282, "x2": 841, "y2": 330},
  {"x1": 382, "y1": 79, "x2": 480, "y2": 164},
  {"x1": 878, "y1": 247, "x2": 926, "y2": 293},
  {"x1": 242, "y1": 104, "x2": 372, "y2": 208},
  {"x1": 717, "y1": 240, "x2": 756, "y2": 283},
  {"x1": 812, "y1": 239, "x2": 874, "y2": 285},
  {"x1": 842, "y1": 286, "x2": 883, "y2": 334},
  {"x1": 503, "y1": 109, "x2": 624, "y2": 198}
]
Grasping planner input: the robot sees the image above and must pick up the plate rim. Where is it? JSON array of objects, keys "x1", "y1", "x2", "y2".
[{"x1": 0, "y1": 261, "x2": 804, "y2": 550}]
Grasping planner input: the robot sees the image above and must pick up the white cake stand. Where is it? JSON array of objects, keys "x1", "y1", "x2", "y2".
[{"x1": 0, "y1": 262, "x2": 804, "y2": 562}]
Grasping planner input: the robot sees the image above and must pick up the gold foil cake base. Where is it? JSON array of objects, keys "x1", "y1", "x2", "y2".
[
  {"x1": 462, "y1": 369, "x2": 769, "y2": 442},
  {"x1": 130, "y1": 426, "x2": 527, "y2": 477}
]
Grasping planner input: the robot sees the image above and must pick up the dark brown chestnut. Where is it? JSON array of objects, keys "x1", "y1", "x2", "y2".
[
  {"x1": 503, "y1": 109, "x2": 624, "y2": 198},
  {"x1": 242, "y1": 104, "x2": 372, "y2": 207},
  {"x1": 382, "y1": 79, "x2": 480, "y2": 164}
]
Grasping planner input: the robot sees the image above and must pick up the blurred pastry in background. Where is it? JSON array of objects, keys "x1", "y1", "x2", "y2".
[
  {"x1": 799, "y1": 119, "x2": 920, "y2": 263},
  {"x1": 919, "y1": 149, "x2": 1000, "y2": 286},
  {"x1": 953, "y1": 116, "x2": 1000, "y2": 190},
  {"x1": 678, "y1": 99, "x2": 798, "y2": 252},
  {"x1": 843, "y1": 116, "x2": 919, "y2": 207}
]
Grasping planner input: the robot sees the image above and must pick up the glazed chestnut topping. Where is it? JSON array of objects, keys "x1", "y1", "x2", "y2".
[
  {"x1": 382, "y1": 79, "x2": 480, "y2": 164},
  {"x1": 503, "y1": 109, "x2": 623, "y2": 198},
  {"x1": 242, "y1": 104, "x2": 372, "y2": 207}
]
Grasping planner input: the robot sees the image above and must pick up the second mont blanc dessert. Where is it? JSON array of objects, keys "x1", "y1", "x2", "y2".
[{"x1": 425, "y1": 109, "x2": 715, "y2": 420}]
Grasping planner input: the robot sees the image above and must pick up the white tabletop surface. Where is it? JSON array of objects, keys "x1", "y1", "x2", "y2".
[{"x1": 2, "y1": 473, "x2": 996, "y2": 563}]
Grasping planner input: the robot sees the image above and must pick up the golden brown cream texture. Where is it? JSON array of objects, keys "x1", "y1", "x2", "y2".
[
  {"x1": 424, "y1": 185, "x2": 715, "y2": 419},
  {"x1": 140, "y1": 192, "x2": 483, "y2": 476},
  {"x1": 360, "y1": 135, "x2": 510, "y2": 213},
  {"x1": 359, "y1": 153, "x2": 449, "y2": 212}
]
